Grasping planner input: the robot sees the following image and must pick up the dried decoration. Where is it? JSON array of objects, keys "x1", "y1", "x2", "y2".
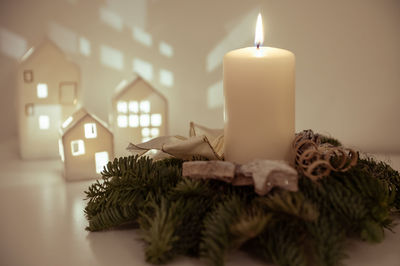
[
  {"x1": 182, "y1": 159, "x2": 298, "y2": 195},
  {"x1": 127, "y1": 122, "x2": 224, "y2": 160},
  {"x1": 182, "y1": 161, "x2": 235, "y2": 183},
  {"x1": 128, "y1": 124, "x2": 357, "y2": 183},
  {"x1": 293, "y1": 130, "x2": 358, "y2": 180}
]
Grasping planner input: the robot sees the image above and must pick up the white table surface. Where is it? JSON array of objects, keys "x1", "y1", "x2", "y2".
[{"x1": 0, "y1": 138, "x2": 399, "y2": 266}]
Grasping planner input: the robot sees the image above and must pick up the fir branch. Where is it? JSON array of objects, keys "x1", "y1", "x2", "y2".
[
  {"x1": 229, "y1": 210, "x2": 271, "y2": 248},
  {"x1": 305, "y1": 213, "x2": 347, "y2": 266},
  {"x1": 83, "y1": 138, "x2": 400, "y2": 266},
  {"x1": 84, "y1": 156, "x2": 183, "y2": 232},
  {"x1": 200, "y1": 194, "x2": 248, "y2": 266},
  {"x1": 256, "y1": 190, "x2": 319, "y2": 221},
  {"x1": 138, "y1": 197, "x2": 181, "y2": 264},
  {"x1": 256, "y1": 220, "x2": 309, "y2": 266}
]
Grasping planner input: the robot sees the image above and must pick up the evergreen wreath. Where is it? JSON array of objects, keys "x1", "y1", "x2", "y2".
[{"x1": 84, "y1": 132, "x2": 400, "y2": 266}]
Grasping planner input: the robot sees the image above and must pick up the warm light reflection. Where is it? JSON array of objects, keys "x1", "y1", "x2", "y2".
[
  {"x1": 133, "y1": 58, "x2": 153, "y2": 80},
  {"x1": 207, "y1": 80, "x2": 223, "y2": 109},
  {"x1": 100, "y1": 45, "x2": 124, "y2": 70},
  {"x1": 58, "y1": 139, "x2": 65, "y2": 162},
  {"x1": 255, "y1": 13, "x2": 264, "y2": 48},
  {"x1": 79, "y1": 37, "x2": 91, "y2": 56},
  {"x1": 133, "y1": 27, "x2": 152, "y2": 47},
  {"x1": 99, "y1": 7, "x2": 123, "y2": 31},
  {"x1": 159, "y1": 69, "x2": 174, "y2": 87}
]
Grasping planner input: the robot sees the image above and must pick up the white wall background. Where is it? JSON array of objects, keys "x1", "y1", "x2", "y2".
[{"x1": 0, "y1": 0, "x2": 399, "y2": 153}]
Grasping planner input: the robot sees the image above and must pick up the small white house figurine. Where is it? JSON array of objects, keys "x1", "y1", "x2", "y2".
[
  {"x1": 60, "y1": 108, "x2": 114, "y2": 181},
  {"x1": 17, "y1": 39, "x2": 80, "y2": 159},
  {"x1": 112, "y1": 76, "x2": 168, "y2": 156}
]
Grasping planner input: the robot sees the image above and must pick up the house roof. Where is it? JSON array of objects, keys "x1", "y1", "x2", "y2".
[
  {"x1": 60, "y1": 107, "x2": 112, "y2": 136},
  {"x1": 112, "y1": 75, "x2": 168, "y2": 103},
  {"x1": 19, "y1": 38, "x2": 79, "y2": 70}
]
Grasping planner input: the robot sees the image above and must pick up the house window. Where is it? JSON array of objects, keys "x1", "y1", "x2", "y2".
[
  {"x1": 71, "y1": 140, "x2": 85, "y2": 156},
  {"x1": 117, "y1": 101, "x2": 128, "y2": 113},
  {"x1": 117, "y1": 115, "x2": 128, "y2": 128},
  {"x1": 95, "y1": 151, "x2": 109, "y2": 174},
  {"x1": 150, "y1": 128, "x2": 160, "y2": 137},
  {"x1": 139, "y1": 100, "x2": 150, "y2": 113},
  {"x1": 128, "y1": 101, "x2": 138, "y2": 113},
  {"x1": 116, "y1": 98, "x2": 162, "y2": 142},
  {"x1": 37, "y1": 83, "x2": 48, "y2": 98},
  {"x1": 38, "y1": 115, "x2": 50, "y2": 130},
  {"x1": 23, "y1": 70, "x2": 33, "y2": 83},
  {"x1": 60, "y1": 82, "x2": 77, "y2": 104},
  {"x1": 140, "y1": 114, "x2": 150, "y2": 127},
  {"x1": 141, "y1": 127, "x2": 150, "y2": 137},
  {"x1": 151, "y1": 114, "x2": 162, "y2": 127},
  {"x1": 128, "y1": 115, "x2": 139, "y2": 127},
  {"x1": 84, "y1": 123, "x2": 97, "y2": 139}
]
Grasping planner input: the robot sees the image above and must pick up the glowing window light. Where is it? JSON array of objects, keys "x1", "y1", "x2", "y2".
[
  {"x1": 159, "y1": 41, "x2": 173, "y2": 57},
  {"x1": 140, "y1": 114, "x2": 150, "y2": 127},
  {"x1": 100, "y1": 45, "x2": 124, "y2": 70},
  {"x1": 79, "y1": 37, "x2": 91, "y2": 56},
  {"x1": 141, "y1": 127, "x2": 150, "y2": 137},
  {"x1": 117, "y1": 115, "x2": 128, "y2": 128},
  {"x1": 151, "y1": 128, "x2": 160, "y2": 137},
  {"x1": 128, "y1": 115, "x2": 139, "y2": 127},
  {"x1": 207, "y1": 80, "x2": 224, "y2": 109},
  {"x1": 99, "y1": 7, "x2": 123, "y2": 31},
  {"x1": 95, "y1": 151, "x2": 109, "y2": 174},
  {"x1": 117, "y1": 101, "x2": 128, "y2": 113},
  {"x1": 159, "y1": 69, "x2": 174, "y2": 87},
  {"x1": 71, "y1": 140, "x2": 85, "y2": 156},
  {"x1": 38, "y1": 115, "x2": 50, "y2": 130},
  {"x1": 151, "y1": 114, "x2": 162, "y2": 127},
  {"x1": 62, "y1": 116, "x2": 73, "y2": 128},
  {"x1": 133, "y1": 58, "x2": 153, "y2": 81},
  {"x1": 140, "y1": 100, "x2": 150, "y2": 113},
  {"x1": 128, "y1": 101, "x2": 139, "y2": 113},
  {"x1": 37, "y1": 83, "x2": 48, "y2": 98},
  {"x1": 84, "y1": 123, "x2": 97, "y2": 139},
  {"x1": 58, "y1": 139, "x2": 64, "y2": 162},
  {"x1": 133, "y1": 27, "x2": 152, "y2": 47}
]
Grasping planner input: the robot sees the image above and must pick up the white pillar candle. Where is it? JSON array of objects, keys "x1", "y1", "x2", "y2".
[{"x1": 223, "y1": 14, "x2": 295, "y2": 164}]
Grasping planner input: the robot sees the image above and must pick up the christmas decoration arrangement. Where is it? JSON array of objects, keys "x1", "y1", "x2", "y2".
[{"x1": 84, "y1": 129, "x2": 400, "y2": 266}]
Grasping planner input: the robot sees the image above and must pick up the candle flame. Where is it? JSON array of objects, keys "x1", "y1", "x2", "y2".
[{"x1": 255, "y1": 13, "x2": 264, "y2": 48}]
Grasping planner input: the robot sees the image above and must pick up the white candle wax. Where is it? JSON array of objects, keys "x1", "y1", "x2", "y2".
[{"x1": 223, "y1": 46, "x2": 295, "y2": 164}]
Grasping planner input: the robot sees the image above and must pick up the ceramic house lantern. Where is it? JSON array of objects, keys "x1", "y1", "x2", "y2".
[
  {"x1": 17, "y1": 39, "x2": 80, "y2": 159},
  {"x1": 112, "y1": 76, "x2": 168, "y2": 157},
  {"x1": 60, "y1": 108, "x2": 114, "y2": 181}
]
